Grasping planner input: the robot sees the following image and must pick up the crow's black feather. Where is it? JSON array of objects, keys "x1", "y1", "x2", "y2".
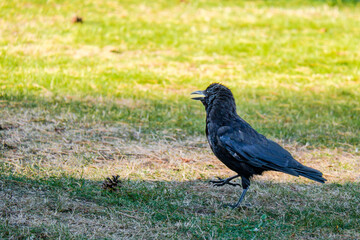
[{"x1": 192, "y1": 83, "x2": 326, "y2": 208}]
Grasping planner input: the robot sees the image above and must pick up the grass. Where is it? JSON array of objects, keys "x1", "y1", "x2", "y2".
[
  {"x1": 1, "y1": 0, "x2": 360, "y2": 147},
  {"x1": 1, "y1": 0, "x2": 360, "y2": 239}
]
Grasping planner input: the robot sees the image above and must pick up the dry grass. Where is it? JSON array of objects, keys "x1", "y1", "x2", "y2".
[
  {"x1": 1, "y1": 1, "x2": 360, "y2": 237},
  {"x1": 1, "y1": 107, "x2": 358, "y2": 183},
  {"x1": 1, "y1": 106, "x2": 359, "y2": 239}
]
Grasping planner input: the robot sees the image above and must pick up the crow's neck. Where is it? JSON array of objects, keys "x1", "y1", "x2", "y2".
[{"x1": 206, "y1": 97, "x2": 237, "y2": 124}]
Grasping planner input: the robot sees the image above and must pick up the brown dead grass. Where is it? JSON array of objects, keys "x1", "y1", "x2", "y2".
[
  {"x1": 1, "y1": 107, "x2": 359, "y2": 239},
  {"x1": 1, "y1": 107, "x2": 359, "y2": 183}
]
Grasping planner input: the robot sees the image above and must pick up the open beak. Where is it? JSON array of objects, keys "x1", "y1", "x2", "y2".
[{"x1": 191, "y1": 90, "x2": 205, "y2": 101}]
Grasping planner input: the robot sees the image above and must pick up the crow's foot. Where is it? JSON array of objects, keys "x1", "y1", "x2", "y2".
[
  {"x1": 210, "y1": 177, "x2": 240, "y2": 187},
  {"x1": 221, "y1": 187, "x2": 249, "y2": 209},
  {"x1": 222, "y1": 203, "x2": 252, "y2": 209}
]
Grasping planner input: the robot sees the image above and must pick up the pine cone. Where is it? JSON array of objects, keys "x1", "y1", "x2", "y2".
[{"x1": 102, "y1": 175, "x2": 121, "y2": 192}]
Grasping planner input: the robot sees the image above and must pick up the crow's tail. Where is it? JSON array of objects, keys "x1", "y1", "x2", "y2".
[{"x1": 295, "y1": 165, "x2": 327, "y2": 183}]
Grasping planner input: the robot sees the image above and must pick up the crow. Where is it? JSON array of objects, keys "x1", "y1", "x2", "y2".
[{"x1": 191, "y1": 83, "x2": 326, "y2": 208}]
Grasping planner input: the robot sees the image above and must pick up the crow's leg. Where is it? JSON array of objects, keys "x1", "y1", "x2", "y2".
[
  {"x1": 226, "y1": 187, "x2": 249, "y2": 209},
  {"x1": 224, "y1": 176, "x2": 251, "y2": 209},
  {"x1": 210, "y1": 174, "x2": 240, "y2": 187}
]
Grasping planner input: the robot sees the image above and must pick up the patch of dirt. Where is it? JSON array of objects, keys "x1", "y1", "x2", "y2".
[{"x1": 1, "y1": 107, "x2": 359, "y2": 184}]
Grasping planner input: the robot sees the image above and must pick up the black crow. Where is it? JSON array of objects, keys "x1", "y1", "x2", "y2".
[{"x1": 191, "y1": 83, "x2": 326, "y2": 208}]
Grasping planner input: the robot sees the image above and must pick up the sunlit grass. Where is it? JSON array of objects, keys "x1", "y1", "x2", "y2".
[
  {"x1": 1, "y1": 109, "x2": 359, "y2": 239},
  {"x1": 1, "y1": 0, "x2": 359, "y2": 147},
  {"x1": 1, "y1": 0, "x2": 360, "y2": 239}
]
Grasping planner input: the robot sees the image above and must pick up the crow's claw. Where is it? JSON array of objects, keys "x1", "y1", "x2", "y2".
[
  {"x1": 210, "y1": 177, "x2": 240, "y2": 187},
  {"x1": 222, "y1": 203, "x2": 252, "y2": 209},
  {"x1": 227, "y1": 182, "x2": 241, "y2": 187},
  {"x1": 222, "y1": 203, "x2": 237, "y2": 209}
]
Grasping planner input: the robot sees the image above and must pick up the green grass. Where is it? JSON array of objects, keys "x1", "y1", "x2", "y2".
[
  {"x1": 1, "y1": 0, "x2": 360, "y2": 239},
  {"x1": 1, "y1": 0, "x2": 359, "y2": 147},
  {"x1": 1, "y1": 161, "x2": 359, "y2": 239},
  {"x1": 1, "y1": 109, "x2": 359, "y2": 239}
]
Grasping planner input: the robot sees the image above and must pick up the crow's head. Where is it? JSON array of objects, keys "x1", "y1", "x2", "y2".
[{"x1": 191, "y1": 83, "x2": 236, "y2": 112}]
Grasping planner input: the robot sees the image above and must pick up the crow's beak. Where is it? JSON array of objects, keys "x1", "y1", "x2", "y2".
[{"x1": 191, "y1": 90, "x2": 205, "y2": 101}]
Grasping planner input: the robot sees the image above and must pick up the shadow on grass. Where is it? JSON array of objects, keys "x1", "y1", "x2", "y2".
[
  {"x1": 1, "y1": 171, "x2": 359, "y2": 239},
  {"x1": 1, "y1": 92, "x2": 359, "y2": 148}
]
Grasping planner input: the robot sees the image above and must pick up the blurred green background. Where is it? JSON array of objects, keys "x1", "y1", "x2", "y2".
[
  {"x1": 1, "y1": 1, "x2": 360, "y2": 239},
  {"x1": 1, "y1": 0, "x2": 359, "y2": 148}
]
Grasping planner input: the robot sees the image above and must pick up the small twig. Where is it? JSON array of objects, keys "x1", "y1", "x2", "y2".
[
  {"x1": 97, "y1": 151, "x2": 107, "y2": 161},
  {"x1": 2, "y1": 179, "x2": 32, "y2": 186},
  {"x1": 117, "y1": 211, "x2": 141, "y2": 220}
]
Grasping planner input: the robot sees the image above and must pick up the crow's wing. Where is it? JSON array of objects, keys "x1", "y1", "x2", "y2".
[{"x1": 218, "y1": 126, "x2": 301, "y2": 176}]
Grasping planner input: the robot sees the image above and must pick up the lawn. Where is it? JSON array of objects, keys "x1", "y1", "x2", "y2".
[{"x1": 1, "y1": 0, "x2": 359, "y2": 239}]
